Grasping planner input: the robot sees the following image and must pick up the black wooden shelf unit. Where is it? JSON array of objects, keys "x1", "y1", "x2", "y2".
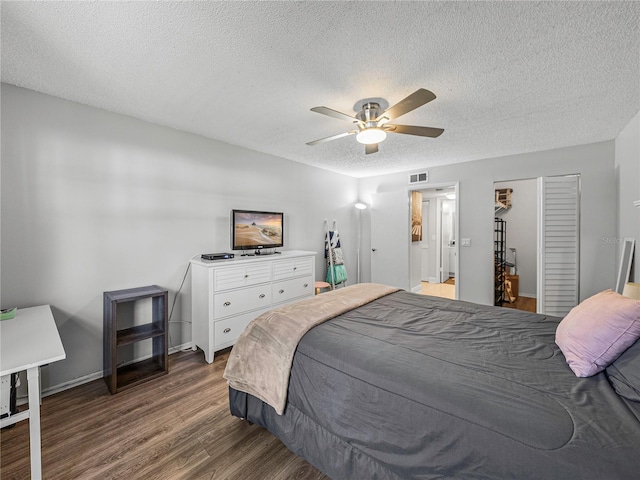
[
  {"x1": 494, "y1": 218, "x2": 507, "y2": 306},
  {"x1": 103, "y1": 285, "x2": 168, "y2": 394}
]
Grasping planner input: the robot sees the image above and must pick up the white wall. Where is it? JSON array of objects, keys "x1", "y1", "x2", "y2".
[
  {"x1": 615, "y1": 111, "x2": 640, "y2": 282},
  {"x1": 0, "y1": 84, "x2": 359, "y2": 392},
  {"x1": 359, "y1": 141, "x2": 617, "y2": 306},
  {"x1": 494, "y1": 179, "x2": 537, "y2": 297}
]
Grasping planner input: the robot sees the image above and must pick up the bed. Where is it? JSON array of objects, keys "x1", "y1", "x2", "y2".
[{"x1": 224, "y1": 284, "x2": 640, "y2": 479}]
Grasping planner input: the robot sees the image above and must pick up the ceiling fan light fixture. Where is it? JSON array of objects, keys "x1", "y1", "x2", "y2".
[
  {"x1": 307, "y1": 89, "x2": 443, "y2": 152},
  {"x1": 356, "y1": 127, "x2": 386, "y2": 145}
]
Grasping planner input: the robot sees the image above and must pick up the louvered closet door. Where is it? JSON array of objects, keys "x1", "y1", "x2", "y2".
[{"x1": 537, "y1": 175, "x2": 580, "y2": 316}]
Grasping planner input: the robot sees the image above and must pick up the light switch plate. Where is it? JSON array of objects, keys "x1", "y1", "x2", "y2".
[{"x1": 461, "y1": 238, "x2": 471, "y2": 247}]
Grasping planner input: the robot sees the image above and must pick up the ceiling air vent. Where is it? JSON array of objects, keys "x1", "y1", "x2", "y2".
[{"x1": 409, "y1": 172, "x2": 428, "y2": 184}]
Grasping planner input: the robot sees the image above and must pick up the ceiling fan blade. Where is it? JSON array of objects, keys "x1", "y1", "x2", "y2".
[
  {"x1": 306, "y1": 130, "x2": 357, "y2": 146},
  {"x1": 376, "y1": 89, "x2": 437, "y2": 122},
  {"x1": 310, "y1": 106, "x2": 362, "y2": 124},
  {"x1": 365, "y1": 143, "x2": 379, "y2": 155},
  {"x1": 385, "y1": 124, "x2": 444, "y2": 138}
]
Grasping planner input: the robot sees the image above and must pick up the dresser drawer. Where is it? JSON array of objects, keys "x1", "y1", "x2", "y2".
[
  {"x1": 272, "y1": 257, "x2": 314, "y2": 280},
  {"x1": 214, "y1": 284, "x2": 272, "y2": 319},
  {"x1": 213, "y1": 308, "x2": 269, "y2": 349},
  {"x1": 272, "y1": 275, "x2": 314, "y2": 304},
  {"x1": 214, "y1": 263, "x2": 272, "y2": 291}
]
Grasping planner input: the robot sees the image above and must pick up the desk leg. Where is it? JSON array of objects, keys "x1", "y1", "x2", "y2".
[{"x1": 27, "y1": 366, "x2": 42, "y2": 480}]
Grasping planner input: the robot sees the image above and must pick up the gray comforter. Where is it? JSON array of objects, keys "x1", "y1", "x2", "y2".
[{"x1": 229, "y1": 291, "x2": 640, "y2": 479}]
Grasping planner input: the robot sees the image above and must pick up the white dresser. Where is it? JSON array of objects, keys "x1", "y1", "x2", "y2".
[{"x1": 190, "y1": 250, "x2": 316, "y2": 363}]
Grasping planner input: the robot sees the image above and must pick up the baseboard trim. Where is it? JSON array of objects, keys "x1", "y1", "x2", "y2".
[
  {"x1": 411, "y1": 284, "x2": 422, "y2": 293},
  {"x1": 42, "y1": 371, "x2": 104, "y2": 398},
  {"x1": 169, "y1": 342, "x2": 193, "y2": 355},
  {"x1": 23, "y1": 342, "x2": 195, "y2": 403}
]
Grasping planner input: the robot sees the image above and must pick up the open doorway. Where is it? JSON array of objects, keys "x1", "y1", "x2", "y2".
[
  {"x1": 494, "y1": 179, "x2": 537, "y2": 312},
  {"x1": 412, "y1": 185, "x2": 458, "y2": 299},
  {"x1": 493, "y1": 175, "x2": 580, "y2": 315}
]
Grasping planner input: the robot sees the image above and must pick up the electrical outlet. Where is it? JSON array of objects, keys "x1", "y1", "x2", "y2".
[{"x1": 461, "y1": 238, "x2": 471, "y2": 247}]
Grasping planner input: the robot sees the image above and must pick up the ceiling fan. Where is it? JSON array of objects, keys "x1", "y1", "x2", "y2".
[{"x1": 306, "y1": 88, "x2": 444, "y2": 154}]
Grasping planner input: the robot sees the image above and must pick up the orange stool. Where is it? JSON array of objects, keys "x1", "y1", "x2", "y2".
[{"x1": 315, "y1": 281, "x2": 331, "y2": 295}]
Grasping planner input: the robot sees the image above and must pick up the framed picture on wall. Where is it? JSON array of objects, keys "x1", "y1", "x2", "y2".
[{"x1": 411, "y1": 191, "x2": 423, "y2": 242}]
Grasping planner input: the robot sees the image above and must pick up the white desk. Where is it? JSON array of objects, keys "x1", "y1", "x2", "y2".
[{"x1": 0, "y1": 305, "x2": 66, "y2": 480}]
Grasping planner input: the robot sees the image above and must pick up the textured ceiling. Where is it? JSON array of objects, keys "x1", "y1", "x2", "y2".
[{"x1": 2, "y1": 1, "x2": 639, "y2": 178}]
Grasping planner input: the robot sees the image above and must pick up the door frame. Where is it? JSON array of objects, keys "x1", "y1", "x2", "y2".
[{"x1": 409, "y1": 182, "x2": 459, "y2": 299}]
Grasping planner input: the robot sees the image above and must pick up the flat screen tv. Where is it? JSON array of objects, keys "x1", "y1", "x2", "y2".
[{"x1": 231, "y1": 209, "x2": 284, "y2": 253}]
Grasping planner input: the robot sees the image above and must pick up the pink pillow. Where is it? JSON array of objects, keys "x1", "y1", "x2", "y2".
[{"x1": 555, "y1": 290, "x2": 640, "y2": 377}]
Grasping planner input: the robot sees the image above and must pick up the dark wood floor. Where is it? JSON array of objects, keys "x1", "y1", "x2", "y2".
[
  {"x1": 501, "y1": 295, "x2": 536, "y2": 313},
  {"x1": 0, "y1": 349, "x2": 328, "y2": 480}
]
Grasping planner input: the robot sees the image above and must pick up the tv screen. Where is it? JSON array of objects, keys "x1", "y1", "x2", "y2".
[{"x1": 231, "y1": 209, "x2": 284, "y2": 251}]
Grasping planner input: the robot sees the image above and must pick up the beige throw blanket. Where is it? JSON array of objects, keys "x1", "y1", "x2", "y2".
[{"x1": 223, "y1": 283, "x2": 400, "y2": 415}]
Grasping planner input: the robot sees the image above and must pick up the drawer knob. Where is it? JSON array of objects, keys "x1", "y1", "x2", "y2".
[
  {"x1": 303, "y1": 283, "x2": 308, "y2": 288},
  {"x1": 223, "y1": 328, "x2": 231, "y2": 334},
  {"x1": 259, "y1": 294, "x2": 266, "y2": 299},
  {"x1": 279, "y1": 289, "x2": 284, "y2": 294},
  {"x1": 294, "y1": 267, "x2": 297, "y2": 270},
  {"x1": 223, "y1": 301, "x2": 231, "y2": 307},
  {"x1": 245, "y1": 274, "x2": 249, "y2": 278}
]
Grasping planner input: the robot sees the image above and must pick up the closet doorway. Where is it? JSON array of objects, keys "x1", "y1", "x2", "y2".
[
  {"x1": 494, "y1": 179, "x2": 537, "y2": 312},
  {"x1": 493, "y1": 175, "x2": 580, "y2": 316},
  {"x1": 414, "y1": 185, "x2": 458, "y2": 300}
]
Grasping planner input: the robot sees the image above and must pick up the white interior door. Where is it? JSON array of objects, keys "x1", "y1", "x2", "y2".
[
  {"x1": 440, "y1": 198, "x2": 456, "y2": 282},
  {"x1": 371, "y1": 190, "x2": 410, "y2": 290},
  {"x1": 435, "y1": 196, "x2": 444, "y2": 282},
  {"x1": 537, "y1": 175, "x2": 580, "y2": 316}
]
